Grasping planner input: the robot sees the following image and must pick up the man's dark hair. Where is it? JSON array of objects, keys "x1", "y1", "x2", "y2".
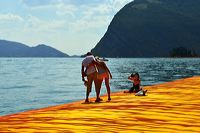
[
  {"x1": 130, "y1": 72, "x2": 140, "y2": 78},
  {"x1": 86, "y1": 52, "x2": 93, "y2": 56},
  {"x1": 131, "y1": 73, "x2": 135, "y2": 77}
]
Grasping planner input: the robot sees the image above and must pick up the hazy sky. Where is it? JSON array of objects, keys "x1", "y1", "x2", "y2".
[{"x1": 0, "y1": 0, "x2": 133, "y2": 55}]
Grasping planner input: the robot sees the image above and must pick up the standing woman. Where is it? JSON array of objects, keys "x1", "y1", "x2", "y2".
[{"x1": 95, "y1": 57, "x2": 112, "y2": 102}]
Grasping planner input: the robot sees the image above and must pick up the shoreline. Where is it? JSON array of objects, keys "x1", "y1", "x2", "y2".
[
  {"x1": 1, "y1": 76, "x2": 200, "y2": 132},
  {"x1": 0, "y1": 90, "x2": 124, "y2": 118}
]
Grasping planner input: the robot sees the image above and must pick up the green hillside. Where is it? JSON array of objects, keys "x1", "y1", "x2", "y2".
[{"x1": 92, "y1": 0, "x2": 200, "y2": 57}]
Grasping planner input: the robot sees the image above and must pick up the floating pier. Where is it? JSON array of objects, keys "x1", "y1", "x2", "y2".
[{"x1": 0, "y1": 77, "x2": 200, "y2": 132}]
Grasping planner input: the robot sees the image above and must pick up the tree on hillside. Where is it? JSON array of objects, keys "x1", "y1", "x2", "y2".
[{"x1": 170, "y1": 47, "x2": 198, "y2": 57}]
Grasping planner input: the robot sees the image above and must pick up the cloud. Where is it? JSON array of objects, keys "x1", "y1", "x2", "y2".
[
  {"x1": 109, "y1": 0, "x2": 133, "y2": 11},
  {"x1": 22, "y1": 0, "x2": 107, "y2": 7},
  {"x1": 57, "y1": 0, "x2": 133, "y2": 29},
  {"x1": 70, "y1": 15, "x2": 111, "y2": 32},
  {"x1": 20, "y1": 0, "x2": 133, "y2": 35},
  {"x1": 58, "y1": 0, "x2": 133, "y2": 15},
  {"x1": 21, "y1": 0, "x2": 133, "y2": 13},
  {"x1": 21, "y1": 0, "x2": 56, "y2": 7},
  {"x1": 24, "y1": 15, "x2": 67, "y2": 32},
  {"x1": 6, "y1": 0, "x2": 133, "y2": 55},
  {"x1": 55, "y1": 1, "x2": 132, "y2": 31},
  {"x1": 55, "y1": 3, "x2": 78, "y2": 16},
  {"x1": 0, "y1": 13, "x2": 24, "y2": 22}
]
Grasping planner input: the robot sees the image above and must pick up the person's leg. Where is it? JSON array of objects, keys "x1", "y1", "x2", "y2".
[
  {"x1": 95, "y1": 79, "x2": 103, "y2": 102},
  {"x1": 129, "y1": 86, "x2": 134, "y2": 93},
  {"x1": 105, "y1": 77, "x2": 111, "y2": 101},
  {"x1": 135, "y1": 84, "x2": 140, "y2": 93},
  {"x1": 85, "y1": 74, "x2": 93, "y2": 102},
  {"x1": 124, "y1": 86, "x2": 134, "y2": 93},
  {"x1": 143, "y1": 90, "x2": 148, "y2": 96},
  {"x1": 94, "y1": 77, "x2": 103, "y2": 102}
]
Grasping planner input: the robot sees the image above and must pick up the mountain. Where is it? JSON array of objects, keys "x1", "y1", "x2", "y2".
[
  {"x1": 92, "y1": 0, "x2": 200, "y2": 57},
  {"x1": 0, "y1": 40, "x2": 69, "y2": 57}
]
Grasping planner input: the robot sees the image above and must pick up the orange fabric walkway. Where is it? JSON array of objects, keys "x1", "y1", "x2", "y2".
[{"x1": 0, "y1": 76, "x2": 200, "y2": 133}]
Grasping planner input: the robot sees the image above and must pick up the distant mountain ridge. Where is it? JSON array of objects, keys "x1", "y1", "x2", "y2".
[
  {"x1": 0, "y1": 40, "x2": 68, "y2": 57},
  {"x1": 92, "y1": 0, "x2": 200, "y2": 57}
]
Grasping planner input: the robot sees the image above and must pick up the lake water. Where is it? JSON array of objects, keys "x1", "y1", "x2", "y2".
[{"x1": 0, "y1": 58, "x2": 200, "y2": 116}]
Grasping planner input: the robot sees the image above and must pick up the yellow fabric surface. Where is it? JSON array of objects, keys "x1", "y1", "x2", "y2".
[{"x1": 0, "y1": 76, "x2": 200, "y2": 133}]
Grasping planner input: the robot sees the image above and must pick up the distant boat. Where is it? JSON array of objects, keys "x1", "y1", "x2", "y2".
[
  {"x1": 102, "y1": 57, "x2": 109, "y2": 61},
  {"x1": 95, "y1": 56, "x2": 109, "y2": 62}
]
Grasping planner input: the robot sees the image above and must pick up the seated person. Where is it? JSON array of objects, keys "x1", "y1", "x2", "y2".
[{"x1": 124, "y1": 73, "x2": 147, "y2": 96}]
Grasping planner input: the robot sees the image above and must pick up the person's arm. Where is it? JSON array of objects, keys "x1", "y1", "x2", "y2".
[
  {"x1": 128, "y1": 76, "x2": 132, "y2": 80},
  {"x1": 128, "y1": 76, "x2": 134, "y2": 83},
  {"x1": 91, "y1": 59, "x2": 100, "y2": 66},
  {"x1": 81, "y1": 65, "x2": 85, "y2": 82},
  {"x1": 102, "y1": 62, "x2": 112, "y2": 79},
  {"x1": 107, "y1": 66, "x2": 112, "y2": 79}
]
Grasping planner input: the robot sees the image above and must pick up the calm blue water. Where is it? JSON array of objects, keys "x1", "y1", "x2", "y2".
[{"x1": 0, "y1": 58, "x2": 200, "y2": 116}]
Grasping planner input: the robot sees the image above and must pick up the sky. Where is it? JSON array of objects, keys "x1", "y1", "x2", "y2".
[{"x1": 0, "y1": 0, "x2": 133, "y2": 55}]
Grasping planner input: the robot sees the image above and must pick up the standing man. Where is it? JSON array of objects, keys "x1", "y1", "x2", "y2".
[{"x1": 81, "y1": 52, "x2": 100, "y2": 103}]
